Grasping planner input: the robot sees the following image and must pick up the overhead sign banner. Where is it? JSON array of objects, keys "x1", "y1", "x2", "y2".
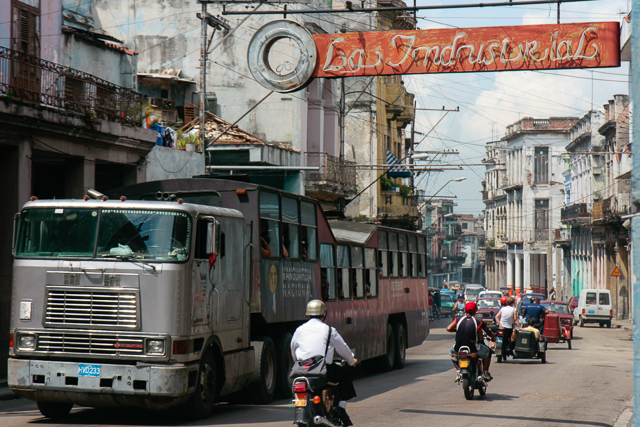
[{"x1": 312, "y1": 22, "x2": 620, "y2": 78}]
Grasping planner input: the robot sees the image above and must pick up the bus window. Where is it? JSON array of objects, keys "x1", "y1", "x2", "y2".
[
  {"x1": 259, "y1": 191, "x2": 280, "y2": 220},
  {"x1": 378, "y1": 230, "x2": 388, "y2": 250},
  {"x1": 408, "y1": 234, "x2": 417, "y2": 278},
  {"x1": 389, "y1": 233, "x2": 398, "y2": 277},
  {"x1": 418, "y1": 236, "x2": 427, "y2": 277},
  {"x1": 320, "y1": 244, "x2": 335, "y2": 301},
  {"x1": 260, "y1": 219, "x2": 280, "y2": 258},
  {"x1": 337, "y1": 245, "x2": 351, "y2": 299},
  {"x1": 301, "y1": 201, "x2": 317, "y2": 261},
  {"x1": 282, "y1": 197, "x2": 299, "y2": 258},
  {"x1": 379, "y1": 249, "x2": 388, "y2": 277},
  {"x1": 351, "y1": 246, "x2": 364, "y2": 298},
  {"x1": 365, "y1": 248, "x2": 377, "y2": 297},
  {"x1": 398, "y1": 234, "x2": 407, "y2": 277},
  {"x1": 411, "y1": 253, "x2": 418, "y2": 277}
]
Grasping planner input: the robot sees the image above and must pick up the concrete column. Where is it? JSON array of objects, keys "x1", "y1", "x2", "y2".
[
  {"x1": 515, "y1": 252, "x2": 522, "y2": 294},
  {"x1": 507, "y1": 252, "x2": 514, "y2": 294}
]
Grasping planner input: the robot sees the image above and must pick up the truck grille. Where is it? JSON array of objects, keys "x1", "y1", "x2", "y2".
[
  {"x1": 45, "y1": 287, "x2": 140, "y2": 330},
  {"x1": 36, "y1": 332, "x2": 145, "y2": 356}
]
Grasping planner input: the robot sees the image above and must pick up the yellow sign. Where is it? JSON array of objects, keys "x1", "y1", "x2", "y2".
[
  {"x1": 269, "y1": 265, "x2": 278, "y2": 293},
  {"x1": 611, "y1": 266, "x2": 623, "y2": 277}
]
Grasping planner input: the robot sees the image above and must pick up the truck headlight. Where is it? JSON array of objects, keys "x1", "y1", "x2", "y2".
[
  {"x1": 146, "y1": 339, "x2": 165, "y2": 355},
  {"x1": 18, "y1": 334, "x2": 36, "y2": 351}
]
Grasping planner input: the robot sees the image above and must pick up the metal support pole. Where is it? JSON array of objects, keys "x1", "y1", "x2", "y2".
[
  {"x1": 200, "y1": 1, "x2": 207, "y2": 154},
  {"x1": 630, "y1": 0, "x2": 639, "y2": 420}
]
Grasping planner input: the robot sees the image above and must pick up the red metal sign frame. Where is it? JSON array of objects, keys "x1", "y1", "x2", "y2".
[
  {"x1": 611, "y1": 266, "x2": 623, "y2": 277},
  {"x1": 312, "y1": 22, "x2": 620, "y2": 78}
]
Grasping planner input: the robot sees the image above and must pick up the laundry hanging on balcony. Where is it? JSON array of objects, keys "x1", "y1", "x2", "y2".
[{"x1": 386, "y1": 149, "x2": 412, "y2": 178}]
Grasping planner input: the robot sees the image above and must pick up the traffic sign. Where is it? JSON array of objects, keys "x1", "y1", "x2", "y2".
[{"x1": 611, "y1": 266, "x2": 623, "y2": 277}]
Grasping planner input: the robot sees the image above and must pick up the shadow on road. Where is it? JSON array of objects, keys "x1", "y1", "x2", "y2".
[{"x1": 399, "y1": 409, "x2": 612, "y2": 426}]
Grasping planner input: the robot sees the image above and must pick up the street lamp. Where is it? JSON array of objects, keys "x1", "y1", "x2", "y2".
[{"x1": 425, "y1": 177, "x2": 467, "y2": 204}]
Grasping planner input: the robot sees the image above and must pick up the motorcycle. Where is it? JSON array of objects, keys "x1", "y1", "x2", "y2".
[
  {"x1": 456, "y1": 345, "x2": 487, "y2": 400},
  {"x1": 291, "y1": 361, "x2": 347, "y2": 427}
]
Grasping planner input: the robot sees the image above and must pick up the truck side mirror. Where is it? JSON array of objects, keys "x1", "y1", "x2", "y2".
[
  {"x1": 204, "y1": 217, "x2": 220, "y2": 255},
  {"x1": 12, "y1": 213, "x2": 20, "y2": 256}
]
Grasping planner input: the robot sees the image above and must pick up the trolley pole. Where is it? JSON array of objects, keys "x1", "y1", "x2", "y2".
[{"x1": 199, "y1": 1, "x2": 208, "y2": 152}]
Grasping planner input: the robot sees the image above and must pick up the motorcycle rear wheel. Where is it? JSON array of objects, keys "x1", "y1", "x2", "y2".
[{"x1": 462, "y1": 379, "x2": 473, "y2": 400}]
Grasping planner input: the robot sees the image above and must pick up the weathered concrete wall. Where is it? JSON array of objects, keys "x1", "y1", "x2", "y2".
[
  {"x1": 92, "y1": 0, "x2": 335, "y2": 151},
  {"x1": 146, "y1": 146, "x2": 205, "y2": 181}
]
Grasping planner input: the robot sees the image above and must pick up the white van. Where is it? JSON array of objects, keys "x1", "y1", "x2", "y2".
[
  {"x1": 574, "y1": 289, "x2": 613, "y2": 328},
  {"x1": 464, "y1": 284, "x2": 485, "y2": 302}
]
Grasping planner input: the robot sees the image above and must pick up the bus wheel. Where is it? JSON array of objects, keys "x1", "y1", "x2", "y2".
[
  {"x1": 250, "y1": 337, "x2": 277, "y2": 404},
  {"x1": 393, "y1": 323, "x2": 406, "y2": 369},
  {"x1": 36, "y1": 402, "x2": 73, "y2": 419},
  {"x1": 184, "y1": 349, "x2": 218, "y2": 419},
  {"x1": 275, "y1": 332, "x2": 294, "y2": 398},
  {"x1": 378, "y1": 324, "x2": 395, "y2": 372}
]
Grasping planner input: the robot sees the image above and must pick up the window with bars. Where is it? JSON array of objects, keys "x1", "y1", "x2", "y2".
[
  {"x1": 535, "y1": 199, "x2": 549, "y2": 241},
  {"x1": 534, "y1": 147, "x2": 549, "y2": 184}
]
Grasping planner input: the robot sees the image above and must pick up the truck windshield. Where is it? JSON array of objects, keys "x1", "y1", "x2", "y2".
[{"x1": 16, "y1": 208, "x2": 191, "y2": 261}]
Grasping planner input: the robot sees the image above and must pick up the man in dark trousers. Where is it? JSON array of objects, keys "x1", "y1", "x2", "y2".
[{"x1": 446, "y1": 301, "x2": 496, "y2": 382}]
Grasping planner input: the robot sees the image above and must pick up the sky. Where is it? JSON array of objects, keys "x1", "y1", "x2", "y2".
[{"x1": 404, "y1": 0, "x2": 631, "y2": 216}]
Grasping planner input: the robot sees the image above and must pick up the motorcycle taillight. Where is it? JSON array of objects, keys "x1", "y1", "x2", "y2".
[
  {"x1": 459, "y1": 351, "x2": 468, "y2": 359},
  {"x1": 293, "y1": 382, "x2": 307, "y2": 393}
]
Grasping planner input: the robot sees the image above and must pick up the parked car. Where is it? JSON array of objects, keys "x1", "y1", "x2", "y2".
[
  {"x1": 574, "y1": 289, "x2": 612, "y2": 328},
  {"x1": 542, "y1": 300, "x2": 574, "y2": 341},
  {"x1": 464, "y1": 284, "x2": 485, "y2": 302},
  {"x1": 568, "y1": 296, "x2": 579, "y2": 313},
  {"x1": 475, "y1": 298, "x2": 501, "y2": 330},
  {"x1": 478, "y1": 290, "x2": 502, "y2": 300}
]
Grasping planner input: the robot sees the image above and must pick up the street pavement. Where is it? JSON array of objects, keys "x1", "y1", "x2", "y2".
[{"x1": 0, "y1": 317, "x2": 633, "y2": 426}]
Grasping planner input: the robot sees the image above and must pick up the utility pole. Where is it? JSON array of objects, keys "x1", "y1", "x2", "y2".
[
  {"x1": 197, "y1": 1, "x2": 230, "y2": 153},
  {"x1": 340, "y1": 76, "x2": 345, "y2": 162}
]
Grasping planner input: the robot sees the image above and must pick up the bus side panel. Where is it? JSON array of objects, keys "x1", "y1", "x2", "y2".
[
  {"x1": 259, "y1": 259, "x2": 317, "y2": 324},
  {"x1": 405, "y1": 309, "x2": 429, "y2": 348}
]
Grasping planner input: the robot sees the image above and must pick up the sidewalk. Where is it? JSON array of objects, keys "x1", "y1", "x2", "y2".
[
  {"x1": 611, "y1": 319, "x2": 633, "y2": 427},
  {"x1": 612, "y1": 317, "x2": 633, "y2": 332}
]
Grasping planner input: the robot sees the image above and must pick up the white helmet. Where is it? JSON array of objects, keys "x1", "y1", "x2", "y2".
[{"x1": 306, "y1": 299, "x2": 327, "y2": 317}]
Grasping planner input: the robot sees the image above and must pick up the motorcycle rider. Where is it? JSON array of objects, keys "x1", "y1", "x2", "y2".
[
  {"x1": 452, "y1": 293, "x2": 466, "y2": 318},
  {"x1": 522, "y1": 296, "x2": 549, "y2": 331},
  {"x1": 291, "y1": 300, "x2": 357, "y2": 426},
  {"x1": 494, "y1": 297, "x2": 519, "y2": 357},
  {"x1": 446, "y1": 301, "x2": 496, "y2": 382}
]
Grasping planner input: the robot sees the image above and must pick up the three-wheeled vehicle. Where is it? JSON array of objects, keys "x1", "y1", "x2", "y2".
[
  {"x1": 513, "y1": 330, "x2": 547, "y2": 363},
  {"x1": 542, "y1": 300, "x2": 573, "y2": 347}
]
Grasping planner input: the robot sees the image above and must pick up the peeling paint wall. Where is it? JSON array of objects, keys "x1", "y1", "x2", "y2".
[
  {"x1": 92, "y1": 0, "x2": 335, "y2": 152},
  {"x1": 146, "y1": 146, "x2": 205, "y2": 181}
]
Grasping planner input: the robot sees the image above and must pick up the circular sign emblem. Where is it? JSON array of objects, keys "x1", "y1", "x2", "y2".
[
  {"x1": 247, "y1": 20, "x2": 318, "y2": 93},
  {"x1": 269, "y1": 264, "x2": 278, "y2": 294}
]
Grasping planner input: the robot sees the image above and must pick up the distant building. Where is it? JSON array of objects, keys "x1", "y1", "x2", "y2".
[{"x1": 494, "y1": 117, "x2": 579, "y2": 296}]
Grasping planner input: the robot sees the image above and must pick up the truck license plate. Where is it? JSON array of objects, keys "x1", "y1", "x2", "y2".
[
  {"x1": 78, "y1": 364, "x2": 101, "y2": 377},
  {"x1": 497, "y1": 337, "x2": 502, "y2": 343},
  {"x1": 588, "y1": 310, "x2": 595, "y2": 314}
]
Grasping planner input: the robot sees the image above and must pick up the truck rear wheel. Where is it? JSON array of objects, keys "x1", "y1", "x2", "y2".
[
  {"x1": 276, "y1": 332, "x2": 294, "y2": 398},
  {"x1": 36, "y1": 401, "x2": 73, "y2": 419},
  {"x1": 251, "y1": 336, "x2": 277, "y2": 404},
  {"x1": 184, "y1": 349, "x2": 218, "y2": 419}
]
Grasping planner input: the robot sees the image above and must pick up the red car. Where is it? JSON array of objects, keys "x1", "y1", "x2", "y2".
[
  {"x1": 568, "y1": 296, "x2": 579, "y2": 313},
  {"x1": 475, "y1": 298, "x2": 502, "y2": 330}
]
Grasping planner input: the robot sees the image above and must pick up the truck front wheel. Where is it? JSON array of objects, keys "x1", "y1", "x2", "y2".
[
  {"x1": 36, "y1": 401, "x2": 73, "y2": 419},
  {"x1": 184, "y1": 349, "x2": 218, "y2": 419}
]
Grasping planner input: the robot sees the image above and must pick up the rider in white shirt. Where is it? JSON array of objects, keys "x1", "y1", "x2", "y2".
[{"x1": 291, "y1": 300, "x2": 357, "y2": 426}]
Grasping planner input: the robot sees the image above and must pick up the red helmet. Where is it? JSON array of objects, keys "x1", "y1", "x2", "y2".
[
  {"x1": 465, "y1": 301, "x2": 478, "y2": 315},
  {"x1": 500, "y1": 296, "x2": 508, "y2": 306}
]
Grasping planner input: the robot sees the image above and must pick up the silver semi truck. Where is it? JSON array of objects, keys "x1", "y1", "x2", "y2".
[{"x1": 8, "y1": 194, "x2": 268, "y2": 418}]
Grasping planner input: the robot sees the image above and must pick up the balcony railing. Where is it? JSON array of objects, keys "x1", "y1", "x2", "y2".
[
  {"x1": 0, "y1": 47, "x2": 144, "y2": 125},
  {"x1": 560, "y1": 203, "x2": 591, "y2": 224},
  {"x1": 305, "y1": 152, "x2": 356, "y2": 196}
]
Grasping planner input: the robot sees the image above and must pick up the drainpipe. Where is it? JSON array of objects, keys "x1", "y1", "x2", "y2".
[{"x1": 630, "y1": 0, "x2": 639, "y2": 420}]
